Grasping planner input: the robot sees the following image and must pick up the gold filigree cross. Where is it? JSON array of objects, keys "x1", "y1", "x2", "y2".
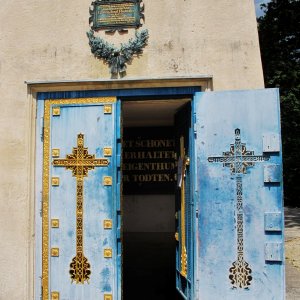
[
  {"x1": 53, "y1": 133, "x2": 109, "y2": 284},
  {"x1": 208, "y1": 129, "x2": 269, "y2": 288}
]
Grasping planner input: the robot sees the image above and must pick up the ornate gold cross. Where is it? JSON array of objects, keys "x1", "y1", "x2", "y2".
[{"x1": 53, "y1": 133, "x2": 109, "y2": 284}]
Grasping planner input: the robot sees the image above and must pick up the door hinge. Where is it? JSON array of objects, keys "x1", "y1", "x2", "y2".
[
  {"x1": 193, "y1": 112, "x2": 197, "y2": 137},
  {"x1": 195, "y1": 279, "x2": 200, "y2": 295},
  {"x1": 40, "y1": 194, "x2": 43, "y2": 217}
]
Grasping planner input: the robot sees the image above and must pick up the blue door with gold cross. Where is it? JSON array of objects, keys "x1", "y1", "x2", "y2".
[
  {"x1": 192, "y1": 89, "x2": 285, "y2": 299},
  {"x1": 36, "y1": 97, "x2": 121, "y2": 300}
]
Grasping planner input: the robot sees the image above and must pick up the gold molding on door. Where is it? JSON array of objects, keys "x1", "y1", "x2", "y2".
[{"x1": 179, "y1": 136, "x2": 188, "y2": 278}]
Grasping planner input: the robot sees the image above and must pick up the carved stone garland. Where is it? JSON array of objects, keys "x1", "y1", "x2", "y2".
[
  {"x1": 87, "y1": 0, "x2": 149, "y2": 76},
  {"x1": 87, "y1": 29, "x2": 149, "y2": 76}
]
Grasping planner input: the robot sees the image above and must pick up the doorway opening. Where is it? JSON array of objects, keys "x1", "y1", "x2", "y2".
[{"x1": 121, "y1": 98, "x2": 191, "y2": 299}]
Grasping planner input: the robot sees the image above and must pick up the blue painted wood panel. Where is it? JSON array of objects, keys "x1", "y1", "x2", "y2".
[
  {"x1": 48, "y1": 102, "x2": 119, "y2": 299},
  {"x1": 193, "y1": 89, "x2": 284, "y2": 299}
]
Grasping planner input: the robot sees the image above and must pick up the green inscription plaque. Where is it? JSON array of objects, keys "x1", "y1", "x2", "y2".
[{"x1": 89, "y1": 0, "x2": 144, "y2": 31}]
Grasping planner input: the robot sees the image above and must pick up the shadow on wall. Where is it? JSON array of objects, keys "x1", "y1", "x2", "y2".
[{"x1": 285, "y1": 207, "x2": 300, "y2": 229}]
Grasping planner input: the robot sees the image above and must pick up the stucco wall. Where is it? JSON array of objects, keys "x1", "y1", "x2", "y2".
[
  {"x1": 1, "y1": 0, "x2": 263, "y2": 86},
  {"x1": 0, "y1": 0, "x2": 264, "y2": 298}
]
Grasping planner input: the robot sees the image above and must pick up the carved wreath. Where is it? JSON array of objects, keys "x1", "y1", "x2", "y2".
[{"x1": 87, "y1": 29, "x2": 149, "y2": 76}]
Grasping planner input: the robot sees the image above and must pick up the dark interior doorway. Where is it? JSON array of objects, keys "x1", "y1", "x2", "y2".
[{"x1": 122, "y1": 99, "x2": 190, "y2": 299}]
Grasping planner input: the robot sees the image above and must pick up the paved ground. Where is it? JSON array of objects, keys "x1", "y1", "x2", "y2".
[{"x1": 285, "y1": 207, "x2": 300, "y2": 299}]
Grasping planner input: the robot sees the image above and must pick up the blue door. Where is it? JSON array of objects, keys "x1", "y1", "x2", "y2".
[
  {"x1": 175, "y1": 103, "x2": 194, "y2": 300},
  {"x1": 193, "y1": 89, "x2": 285, "y2": 299},
  {"x1": 37, "y1": 88, "x2": 284, "y2": 300},
  {"x1": 39, "y1": 97, "x2": 121, "y2": 300}
]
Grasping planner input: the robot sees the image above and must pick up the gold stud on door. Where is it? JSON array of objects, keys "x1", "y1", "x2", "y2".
[
  {"x1": 51, "y1": 219, "x2": 59, "y2": 228},
  {"x1": 104, "y1": 248, "x2": 112, "y2": 258},
  {"x1": 103, "y1": 176, "x2": 112, "y2": 186},
  {"x1": 103, "y1": 219, "x2": 113, "y2": 229},
  {"x1": 52, "y1": 107, "x2": 60, "y2": 116},
  {"x1": 51, "y1": 291, "x2": 59, "y2": 300}
]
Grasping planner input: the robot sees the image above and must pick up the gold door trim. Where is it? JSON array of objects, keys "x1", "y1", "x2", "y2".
[
  {"x1": 179, "y1": 136, "x2": 188, "y2": 277},
  {"x1": 42, "y1": 97, "x2": 116, "y2": 300}
]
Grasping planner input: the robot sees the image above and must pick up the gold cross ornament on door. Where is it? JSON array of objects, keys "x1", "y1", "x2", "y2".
[{"x1": 52, "y1": 133, "x2": 109, "y2": 284}]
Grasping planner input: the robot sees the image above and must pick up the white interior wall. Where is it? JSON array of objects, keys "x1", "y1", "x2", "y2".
[{"x1": 122, "y1": 100, "x2": 178, "y2": 234}]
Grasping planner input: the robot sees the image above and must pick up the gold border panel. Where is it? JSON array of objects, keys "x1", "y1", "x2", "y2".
[{"x1": 48, "y1": 97, "x2": 116, "y2": 105}]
